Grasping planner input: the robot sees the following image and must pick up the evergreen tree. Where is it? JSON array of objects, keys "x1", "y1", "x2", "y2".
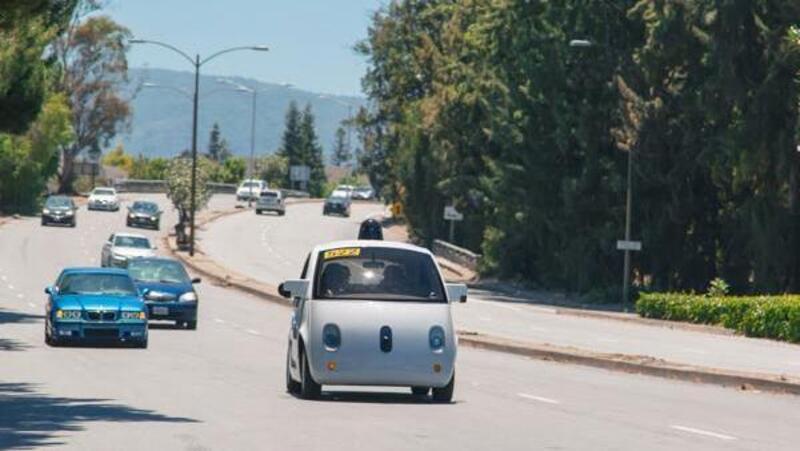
[
  {"x1": 277, "y1": 101, "x2": 303, "y2": 186},
  {"x1": 207, "y1": 123, "x2": 223, "y2": 162},
  {"x1": 299, "y1": 104, "x2": 327, "y2": 196},
  {"x1": 331, "y1": 126, "x2": 351, "y2": 166}
]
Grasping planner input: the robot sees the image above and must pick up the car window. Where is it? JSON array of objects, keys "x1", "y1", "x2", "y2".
[
  {"x1": 314, "y1": 247, "x2": 445, "y2": 302},
  {"x1": 45, "y1": 197, "x2": 71, "y2": 208},
  {"x1": 132, "y1": 202, "x2": 158, "y2": 212},
  {"x1": 114, "y1": 236, "x2": 151, "y2": 249},
  {"x1": 93, "y1": 189, "x2": 115, "y2": 196},
  {"x1": 261, "y1": 191, "x2": 279, "y2": 198},
  {"x1": 128, "y1": 260, "x2": 190, "y2": 284},
  {"x1": 58, "y1": 273, "x2": 138, "y2": 296}
]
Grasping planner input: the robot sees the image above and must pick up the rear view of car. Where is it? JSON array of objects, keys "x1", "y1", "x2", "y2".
[
  {"x1": 236, "y1": 180, "x2": 266, "y2": 202},
  {"x1": 44, "y1": 268, "x2": 149, "y2": 348},
  {"x1": 87, "y1": 187, "x2": 120, "y2": 211},
  {"x1": 128, "y1": 258, "x2": 200, "y2": 330},
  {"x1": 41, "y1": 195, "x2": 77, "y2": 227},
  {"x1": 255, "y1": 189, "x2": 285, "y2": 216}
]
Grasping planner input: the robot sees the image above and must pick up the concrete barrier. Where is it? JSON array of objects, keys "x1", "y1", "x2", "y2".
[
  {"x1": 113, "y1": 179, "x2": 238, "y2": 195},
  {"x1": 432, "y1": 239, "x2": 481, "y2": 271}
]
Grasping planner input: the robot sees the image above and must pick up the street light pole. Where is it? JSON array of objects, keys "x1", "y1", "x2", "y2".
[
  {"x1": 129, "y1": 39, "x2": 269, "y2": 256},
  {"x1": 622, "y1": 147, "x2": 633, "y2": 310},
  {"x1": 248, "y1": 89, "x2": 257, "y2": 205}
]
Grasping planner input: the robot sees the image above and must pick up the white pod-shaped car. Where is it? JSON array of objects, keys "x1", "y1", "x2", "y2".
[{"x1": 282, "y1": 240, "x2": 467, "y2": 402}]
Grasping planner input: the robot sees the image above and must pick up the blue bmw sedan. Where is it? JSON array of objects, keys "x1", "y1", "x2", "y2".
[
  {"x1": 44, "y1": 268, "x2": 149, "y2": 348},
  {"x1": 127, "y1": 257, "x2": 200, "y2": 330}
]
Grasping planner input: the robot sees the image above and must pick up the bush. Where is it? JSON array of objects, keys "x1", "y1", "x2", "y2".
[{"x1": 637, "y1": 293, "x2": 800, "y2": 343}]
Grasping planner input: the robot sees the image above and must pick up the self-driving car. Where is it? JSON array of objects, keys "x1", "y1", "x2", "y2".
[
  {"x1": 41, "y1": 195, "x2": 77, "y2": 227},
  {"x1": 44, "y1": 268, "x2": 148, "y2": 348},
  {"x1": 281, "y1": 240, "x2": 467, "y2": 401},
  {"x1": 128, "y1": 257, "x2": 200, "y2": 330},
  {"x1": 126, "y1": 200, "x2": 162, "y2": 230}
]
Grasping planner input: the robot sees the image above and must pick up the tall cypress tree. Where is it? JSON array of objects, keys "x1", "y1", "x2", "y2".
[
  {"x1": 299, "y1": 104, "x2": 327, "y2": 196},
  {"x1": 277, "y1": 101, "x2": 303, "y2": 186}
]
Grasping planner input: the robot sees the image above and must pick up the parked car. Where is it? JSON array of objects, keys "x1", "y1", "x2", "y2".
[
  {"x1": 255, "y1": 189, "x2": 286, "y2": 216},
  {"x1": 100, "y1": 233, "x2": 156, "y2": 268},
  {"x1": 282, "y1": 240, "x2": 467, "y2": 401},
  {"x1": 323, "y1": 190, "x2": 351, "y2": 217},
  {"x1": 352, "y1": 186, "x2": 375, "y2": 201},
  {"x1": 44, "y1": 267, "x2": 149, "y2": 348},
  {"x1": 236, "y1": 179, "x2": 267, "y2": 202},
  {"x1": 87, "y1": 187, "x2": 120, "y2": 211},
  {"x1": 128, "y1": 257, "x2": 200, "y2": 330},
  {"x1": 126, "y1": 201, "x2": 162, "y2": 230},
  {"x1": 41, "y1": 195, "x2": 77, "y2": 227}
]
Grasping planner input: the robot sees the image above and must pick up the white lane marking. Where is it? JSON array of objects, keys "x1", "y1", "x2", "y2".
[
  {"x1": 27, "y1": 302, "x2": 36, "y2": 309},
  {"x1": 214, "y1": 318, "x2": 226, "y2": 324},
  {"x1": 518, "y1": 393, "x2": 561, "y2": 405},
  {"x1": 16, "y1": 293, "x2": 24, "y2": 299},
  {"x1": 246, "y1": 329, "x2": 261, "y2": 336},
  {"x1": 7, "y1": 285, "x2": 14, "y2": 291},
  {"x1": 670, "y1": 425, "x2": 736, "y2": 441}
]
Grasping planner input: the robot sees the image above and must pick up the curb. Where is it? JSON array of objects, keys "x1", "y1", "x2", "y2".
[
  {"x1": 166, "y1": 199, "x2": 800, "y2": 396},
  {"x1": 457, "y1": 332, "x2": 800, "y2": 395}
]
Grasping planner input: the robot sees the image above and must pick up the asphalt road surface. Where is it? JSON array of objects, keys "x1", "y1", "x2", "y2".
[
  {"x1": 202, "y1": 200, "x2": 800, "y2": 379},
  {"x1": 1, "y1": 194, "x2": 798, "y2": 450}
]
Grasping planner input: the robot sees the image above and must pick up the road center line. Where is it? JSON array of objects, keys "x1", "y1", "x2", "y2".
[
  {"x1": 246, "y1": 329, "x2": 261, "y2": 336},
  {"x1": 670, "y1": 425, "x2": 736, "y2": 441},
  {"x1": 16, "y1": 293, "x2": 24, "y2": 299},
  {"x1": 214, "y1": 318, "x2": 226, "y2": 324},
  {"x1": 518, "y1": 393, "x2": 561, "y2": 405}
]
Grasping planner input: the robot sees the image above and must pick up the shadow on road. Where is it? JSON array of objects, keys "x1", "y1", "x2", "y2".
[
  {"x1": 0, "y1": 382, "x2": 199, "y2": 450},
  {"x1": 0, "y1": 308, "x2": 42, "y2": 352}
]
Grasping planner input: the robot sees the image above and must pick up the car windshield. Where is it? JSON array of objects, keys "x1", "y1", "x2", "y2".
[
  {"x1": 242, "y1": 182, "x2": 261, "y2": 188},
  {"x1": 314, "y1": 247, "x2": 445, "y2": 302},
  {"x1": 330, "y1": 191, "x2": 349, "y2": 199},
  {"x1": 58, "y1": 273, "x2": 137, "y2": 296},
  {"x1": 132, "y1": 202, "x2": 158, "y2": 212},
  {"x1": 114, "y1": 236, "x2": 150, "y2": 249},
  {"x1": 128, "y1": 259, "x2": 190, "y2": 284},
  {"x1": 93, "y1": 189, "x2": 115, "y2": 196},
  {"x1": 261, "y1": 191, "x2": 278, "y2": 198},
  {"x1": 45, "y1": 197, "x2": 71, "y2": 208}
]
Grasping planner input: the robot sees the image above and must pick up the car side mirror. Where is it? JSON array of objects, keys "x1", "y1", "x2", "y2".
[
  {"x1": 191, "y1": 278, "x2": 201, "y2": 284},
  {"x1": 44, "y1": 286, "x2": 54, "y2": 295},
  {"x1": 140, "y1": 288, "x2": 151, "y2": 297},
  {"x1": 278, "y1": 283, "x2": 290, "y2": 299},
  {"x1": 446, "y1": 283, "x2": 468, "y2": 303},
  {"x1": 279, "y1": 280, "x2": 309, "y2": 302}
]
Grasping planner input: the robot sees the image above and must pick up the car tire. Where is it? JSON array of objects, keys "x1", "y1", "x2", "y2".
[
  {"x1": 411, "y1": 386, "x2": 430, "y2": 397},
  {"x1": 136, "y1": 338, "x2": 148, "y2": 349},
  {"x1": 70, "y1": 220, "x2": 76, "y2": 228},
  {"x1": 41, "y1": 219, "x2": 47, "y2": 226},
  {"x1": 154, "y1": 222, "x2": 160, "y2": 231},
  {"x1": 299, "y1": 350, "x2": 321, "y2": 400},
  {"x1": 255, "y1": 210, "x2": 261, "y2": 215},
  {"x1": 286, "y1": 351, "x2": 301, "y2": 394},
  {"x1": 432, "y1": 373, "x2": 455, "y2": 403},
  {"x1": 186, "y1": 320, "x2": 197, "y2": 330}
]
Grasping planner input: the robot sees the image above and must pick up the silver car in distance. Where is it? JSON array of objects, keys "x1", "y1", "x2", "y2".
[{"x1": 281, "y1": 240, "x2": 467, "y2": 402}]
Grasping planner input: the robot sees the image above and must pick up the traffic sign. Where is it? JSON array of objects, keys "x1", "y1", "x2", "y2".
[
  {"x1": 289, "y1": 165, "x2": 310, "y2": 182},
  {"x1": 617, "y1": 240, "x2": 642, "y2": 251},
  {"x1": 443, "y1": 205, "x2": 464, "y2": 221}
]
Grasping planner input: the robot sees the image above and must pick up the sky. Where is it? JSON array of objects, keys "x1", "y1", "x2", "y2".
[{"x1": 105, "y1": 0, "x2": 386, "y2": 97}]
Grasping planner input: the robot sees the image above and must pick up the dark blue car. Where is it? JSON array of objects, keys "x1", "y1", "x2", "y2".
[
  {"x1": 45, "y1": 268, "x2": 149, "y2": 348},
  {"x1": 127, "y1": 257, "x2": 200, "y2": 330}
]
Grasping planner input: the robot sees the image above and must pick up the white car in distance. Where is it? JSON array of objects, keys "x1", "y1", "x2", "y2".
[
  {"x1": 236, "y1": 179, "x2": 267, "y2": 202},
  {"x1": 87, "y1": 187, "x2": 120, "y2": 211},
  {"x1": 101, "y1": 233, "x2": 156, "y2": 268},
  {"x1": 281, "y1": 240, "x2": 467, "y2": 402}
]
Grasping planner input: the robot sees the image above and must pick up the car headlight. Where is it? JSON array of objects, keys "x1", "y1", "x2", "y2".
[
  {"x1": 150, "y1": 216, "x2": 157, "y2": 221},
  {"x1": 65, "y1": 210, "x2": 74, "y2": 216},
  {"x1": 178, "y1": 291, "x2": 197, "y2": 302},
  {"x1": 121, "y1": 311, "x2": 146, "y2": 320},
  {"x1": 56, "y1": 309, "x2": 81, "y2": 320},
  {"x1": 429, "y1": 326, "x2": 446, "y2": 350},
  {"x1": 43, "y1": 208, "x2": 51, "y2": 214},
  {"x1": 322, "y1": 324, "x2": 341, "y2": 350}
]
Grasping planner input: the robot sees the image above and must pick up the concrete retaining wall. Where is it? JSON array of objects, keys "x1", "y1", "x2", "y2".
[{"x1": 432, "y1": 239, "x2": 481, "y2": 271}]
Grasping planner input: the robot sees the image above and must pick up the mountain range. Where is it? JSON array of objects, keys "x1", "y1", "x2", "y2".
[{"x1": 116, "y1": 68, "x2": 366, "y2": 160}]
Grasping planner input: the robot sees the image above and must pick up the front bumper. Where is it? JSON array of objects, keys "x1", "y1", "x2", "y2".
[
  {"x1": 51, "y1": 320, "x2": 147, "y2": 343},
  {"x1": 89, "y1": 201, "x2": 118, "y2": 211},
  {"x1": 145, "y1": 301, "x2": 197, "y2": 322},
  {"x1": 309, "y1": 347, "x2": 455, "y2": 387},
  {"x1": 42, "y1": 213, "x2": 74, "y2": 224},
  {"x1": 324, "y1": 203, "x2": 348, "y2": 214},
  {"x1": 127, "y1": 216, "x2": 158, "y2": 227}
]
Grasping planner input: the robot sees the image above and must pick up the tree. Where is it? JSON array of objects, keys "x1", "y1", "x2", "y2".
[
  {"x1": 207, "y1": 122, "x2": 232, "y2": 162},
  {"x1": 256, "y1": 154, "x2": 288, "y2": 188},
  {"x1": 299, "y1": 104, "x2": 327, "y2": 197},
  {"x1": 53, "y1": 14, "x2": 132, "y2": 193},
  {"x1": 331, "y1": 126, "x2": 351, "y2": 166},
  {"x1": 101, "y1": 143, "x2": 133, "y2": 173},
  {"x1": 165, "y1": 157, "x2": 213, "y2": 229},
  {"x1": 277, "y1": 101, "x2": 303, "y2": 186},
  {"x1": 130, "y1": 155, "x2": 169, "y2": 180},
  {"x1": 0, "y1": 0, "x2": 78, "y2": 134}
]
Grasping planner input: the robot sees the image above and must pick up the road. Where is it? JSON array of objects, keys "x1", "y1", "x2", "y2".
[
  {"x1": 202, "y1": 200, "x2": 800, "y2": 379},
  {"x1": 1, "y1": 194, "x2": 798, "y2": 450}
]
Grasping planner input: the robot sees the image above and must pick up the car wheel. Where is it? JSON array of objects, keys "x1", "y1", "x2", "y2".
[
  {"x1": 41, "y1": 219, "x2": 47, "y2": 226},
  {"x1": 255, "y1": 210, "x2": 261, "y2": 215},
  {"x1": 70, "y1": 220, "x2": 76, "y2": 228},
  {"x1": 432, "y1": 373, "x2": 455, "y2": 403},
  {"x1": 186, "y1": 320, "x2": 197, "y2": 330},
  {"x1": 279, "y1": 211, "x2": 285, "y2": 216},
  {"x1": 299, "y1": 350, "x2": 321, "y2": 400},
  {"x1": 154, "y1": 221, "x2": 160, "y2": 231},
  {"x1": 411, "y1": 386, "x2": 430, "y2": 397},
  {"x1": 286, "y1": 350, "x2": 301, "y2": 394},
  {"x1": 137, "y1": 339, "x2": 148, "y2": 349}
]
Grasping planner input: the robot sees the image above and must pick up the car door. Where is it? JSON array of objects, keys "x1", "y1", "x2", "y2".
[{"x1": 102, "y1": 234, "x2": 114, "y2": 266}]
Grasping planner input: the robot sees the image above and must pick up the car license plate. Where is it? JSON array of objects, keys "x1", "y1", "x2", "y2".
[{"x1": 153, "y1": 306, "x2": 169, "y2": 316}]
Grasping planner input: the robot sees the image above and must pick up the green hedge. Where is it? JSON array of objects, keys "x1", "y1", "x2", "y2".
[{"x1": 636, "y1": 293, "x2": 800, "y2": 343}]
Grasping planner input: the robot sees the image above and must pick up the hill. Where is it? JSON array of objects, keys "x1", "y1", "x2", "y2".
[{"x1": 117, "y1": 68, "x2": 365, "y2": 160}]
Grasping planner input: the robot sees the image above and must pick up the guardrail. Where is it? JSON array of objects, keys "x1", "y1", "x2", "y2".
[
  {"x1": 432, "y1": 239, "x2": 481, "y2": 272},
  {"x1": 112, "y1": 179, "x2": 310, "y2": 197}
]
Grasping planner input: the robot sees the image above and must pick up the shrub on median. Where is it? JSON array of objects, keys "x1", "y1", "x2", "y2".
[{"x1": 636, "y1": 293, "x2": 800, "y2": 343}]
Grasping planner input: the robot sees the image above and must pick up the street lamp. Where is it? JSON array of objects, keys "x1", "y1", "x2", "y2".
[
  {"x1": 129, "y1": 39, "x2": 269, "y2": 256},
  {"x1": 570, "y1": 36, "x2": 636, "y2": 310},
  {"x1": 216, "y1": 79, "x2": 261, "y2": 205}
]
